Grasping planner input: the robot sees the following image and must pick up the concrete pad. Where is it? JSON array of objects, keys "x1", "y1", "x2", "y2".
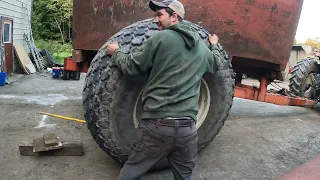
[
  {"x1": 141, "y1": 102, "x2": 320, "y2": 180},
  {"x1": 0, "y1": 73, "x2": 319, "y2": 180}
]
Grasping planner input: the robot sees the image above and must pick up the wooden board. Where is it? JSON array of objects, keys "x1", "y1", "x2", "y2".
[
  {"x1": 14, "y1": 44, "x2": 36, "y2": 74},
  {"x1": 25, "y1": 64, "x2": 36, "y2": 74},
  {"x1": 32, "y1": 136, "x2": 63, "y2": 153},
  {"x1": 19, "y1": 141, "x2": 84, "y2": 156}
]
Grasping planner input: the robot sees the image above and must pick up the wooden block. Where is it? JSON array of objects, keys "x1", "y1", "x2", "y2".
[
  {"x1": 19, "y1": 141, "x2": 84, "y2": 156},
  {"x1": 43, "y1": 133, "x2": 59, "y2": 146},
  {"x1": 33, "y1": 136, "x2": 63, "y2": 153}
]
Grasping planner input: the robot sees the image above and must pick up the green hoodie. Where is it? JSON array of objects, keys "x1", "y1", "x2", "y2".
[{"x1": 111, "y1": 22, "x2": 222, "y2": 121}]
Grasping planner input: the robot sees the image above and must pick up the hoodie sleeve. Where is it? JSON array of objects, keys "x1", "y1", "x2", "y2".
[
  {"x1": 111, "y1": 39, "x2": 154, "y2": 75},
  {"x1": 206, "y1": 44, "x2": 222, "y2": 73}
]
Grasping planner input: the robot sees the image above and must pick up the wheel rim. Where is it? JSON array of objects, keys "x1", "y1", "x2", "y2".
[
  {"x1": 133, "y1": 79, "x2": 211, "y2": 129},
  {"x1": 303, "y1": 73, "x2": 316, "y2": 98}
]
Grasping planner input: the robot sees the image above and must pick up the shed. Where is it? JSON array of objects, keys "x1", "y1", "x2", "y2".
[{"x1": 0, "y1": 0, "x2": 33, "y2": 74}]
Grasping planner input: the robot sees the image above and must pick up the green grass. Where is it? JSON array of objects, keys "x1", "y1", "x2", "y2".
[
  {"x1": 35, "y1": 39, "x2": 72, "y2": 63},
  {"x1": 53, "y1": 52, "x2": 72, "y2": 63}
]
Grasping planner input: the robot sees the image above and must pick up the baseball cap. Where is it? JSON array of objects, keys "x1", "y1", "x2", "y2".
[{"x1": 149, "y1": 0, "x2": 185, "y2": 19}]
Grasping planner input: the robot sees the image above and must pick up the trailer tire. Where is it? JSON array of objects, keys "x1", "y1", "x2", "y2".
[
  {"x1": 289, "y1": 59, "x2": 319, "y2": 99},
  {"x1": 83, "y1": 19, "x2": 235, "y2": 169}
]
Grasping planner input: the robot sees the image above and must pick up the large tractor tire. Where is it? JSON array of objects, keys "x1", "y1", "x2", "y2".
[
  {"x1": 289, "y1": 59, "x2": 319, "y2": 99},
  {"x1": 83, "y1": 19, "x2": 235, "y2": 168}
]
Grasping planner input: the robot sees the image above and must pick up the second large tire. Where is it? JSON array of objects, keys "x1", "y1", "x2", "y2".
[
  {"x1": 83, "y1": 19, "x2": 235, "y2": 168},
  {"x1": 289, "y1": 59, "x2": 319, "y2": 99}
]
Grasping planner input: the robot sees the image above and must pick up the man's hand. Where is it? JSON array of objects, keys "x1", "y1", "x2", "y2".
[
  {"x1": 106, "y1": 43, "x2": 120, "y2": 56},
  {"x1": 209, "y1": 34, "x2": 219, "y2": 45}
]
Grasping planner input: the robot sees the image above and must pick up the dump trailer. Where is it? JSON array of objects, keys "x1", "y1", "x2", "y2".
[{"x1": 69, "y1": 0, "x2": 318, "y2": 169}]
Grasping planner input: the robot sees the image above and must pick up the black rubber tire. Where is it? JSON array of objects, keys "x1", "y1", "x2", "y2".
[
  {"x1": 289, "y1": 59, "x2": 319, "y2": 99},
  {"x1": 83, "y1": 19, "x2": 235, "y2": 167}
]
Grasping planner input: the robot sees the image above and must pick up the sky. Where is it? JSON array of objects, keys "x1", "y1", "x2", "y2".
[{"x1": 295, "y1": 0, "x2": 319, "y2": 42}]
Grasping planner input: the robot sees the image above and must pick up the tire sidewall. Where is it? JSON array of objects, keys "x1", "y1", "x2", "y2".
[{"x1": 83, "y1": 19, "x2": 235, "y2": 164}]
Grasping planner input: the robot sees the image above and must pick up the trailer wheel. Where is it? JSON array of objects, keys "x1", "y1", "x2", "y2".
[
  {"x1": 289, "y1": 59, "x2": 319, "y2": 99},
  {"x1": 82, "y1": 19, "x2": 235, "y2": 168}
]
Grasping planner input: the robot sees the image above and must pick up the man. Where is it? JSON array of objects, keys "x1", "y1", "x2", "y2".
[{"x1": 106, "y1": 0, "x2": 222, "y2": 179}]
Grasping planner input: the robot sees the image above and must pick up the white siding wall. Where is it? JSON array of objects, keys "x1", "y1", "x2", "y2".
[
  {"x1": 0, "y1": 0, "x2": 32, "y2": 72},
  {"x1": 0, "y1": 0, "x2": 33, "y2": 47}
]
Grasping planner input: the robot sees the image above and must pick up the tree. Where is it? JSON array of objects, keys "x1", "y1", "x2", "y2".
[
  {"x1": 46, "y1": 0, "x2": 72, "y2": 44},
  {"x1": 32, "y1": 0, "x2": 72, "y2": 44},
  {"x1": 305, "y1": 38, "x2": 320, "y2": 51}
]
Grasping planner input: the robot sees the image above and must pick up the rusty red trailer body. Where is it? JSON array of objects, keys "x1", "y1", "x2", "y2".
[
  {"x1": 73, "y1": 0, "x2": 304, "y2": 80},
  {"x1": 71, "y1": 0, "x2": 315, "y2": 107}
]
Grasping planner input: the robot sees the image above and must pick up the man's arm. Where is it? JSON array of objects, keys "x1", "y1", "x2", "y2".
[
  {"x1": 206, "y1": 34, "x2": 222, "y2": 73},
  {"x1": 107, "y1": 39, "x2": 154, "y2": 75}
]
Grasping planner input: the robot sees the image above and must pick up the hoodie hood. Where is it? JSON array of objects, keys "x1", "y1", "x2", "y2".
[{"x1": 166, "y1": 22, "x2": 198, "y2": 50}]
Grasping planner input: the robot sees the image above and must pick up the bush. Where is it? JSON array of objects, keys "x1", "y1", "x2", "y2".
[
  {"x1": 35, "y1": 39, "x2": 72, "y2": 53},
  {"x1": 53, "y1": 52, "x2": 72, "y2": 63}
]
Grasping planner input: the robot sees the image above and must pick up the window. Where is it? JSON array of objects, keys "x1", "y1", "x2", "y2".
[{"x1": 3, "y1": 22, "x2": 11, "y2": 43}]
